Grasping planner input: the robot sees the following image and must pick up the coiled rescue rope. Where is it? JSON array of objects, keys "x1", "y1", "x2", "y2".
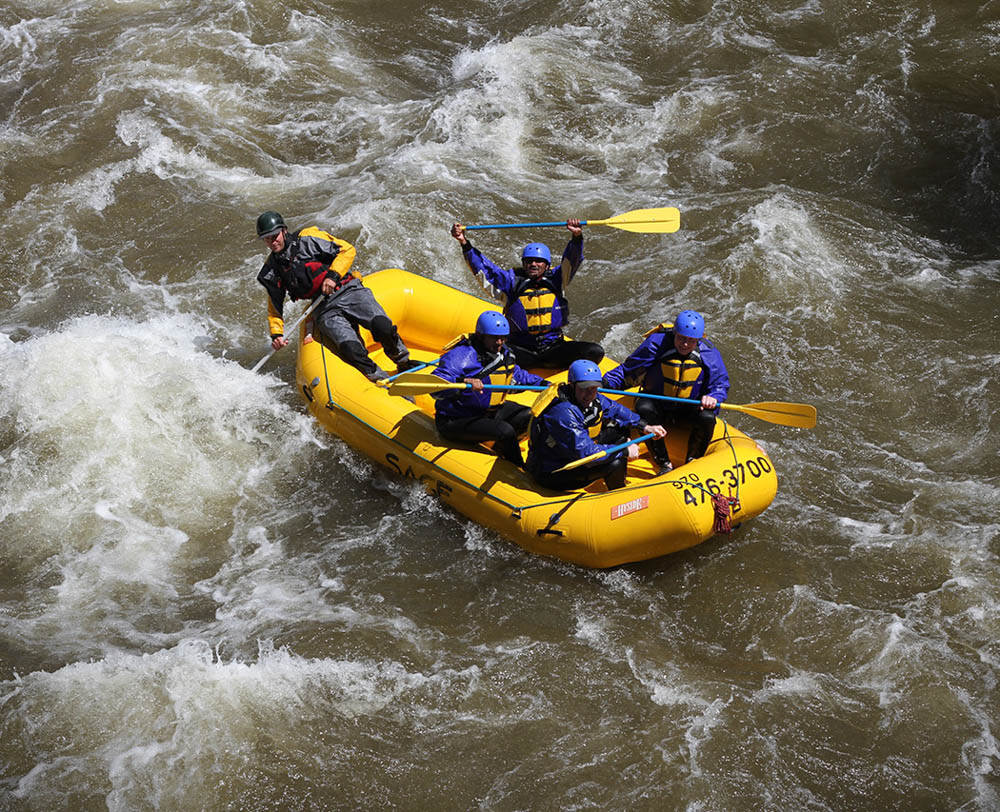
[{"x1": 706, "y1": 419, "x2": 742, "y2": 534}]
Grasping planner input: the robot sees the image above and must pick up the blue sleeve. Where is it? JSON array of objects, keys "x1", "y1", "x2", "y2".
[
  {"x1": 603, "y1": 333, "x2": 663, "y2": 390},
  {"x1": 512, "y1": 366, "x2": 548, "y2": 387},
  {"x1": 602, "y1": 363, "x2": 626, "y2": 391},
  {"x1": 546, "y1": 402, "x2": 628, "y2": 464},
  {"x1": 462, "y1": 244, "x2": 517, "y2": 304},
  {"x1": 702, "y1": 343, "x2": 730, "y2": 403},
  {"x1": 431, "y1": 347, "x2": 472, "y2": 398},
  {"x1": 555, "y1": 235, "x2": 583, "y2": 289},
  {"x1": 601, "y1": 395, "x2": 644, "y2": 429}
]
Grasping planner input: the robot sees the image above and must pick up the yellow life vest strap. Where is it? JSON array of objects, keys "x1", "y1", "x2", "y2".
[
  {"x1": 441, "y1": 332, "x2": 471, "y2": 352},
  {"x1": 660, "y1": 351, "x2": 704, "y2": 398},
  {"x1": 642, "y1": 320, "x2": 674, "y2": 339}
]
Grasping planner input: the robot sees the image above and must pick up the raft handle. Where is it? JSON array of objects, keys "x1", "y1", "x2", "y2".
[{"x1": 302, "y1": 376, "x2": 320, "y2": 403}]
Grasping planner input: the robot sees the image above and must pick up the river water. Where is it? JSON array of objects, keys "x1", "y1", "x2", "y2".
[{"x1": 1, "y1": 1, "x2": 998, "y2": 809}]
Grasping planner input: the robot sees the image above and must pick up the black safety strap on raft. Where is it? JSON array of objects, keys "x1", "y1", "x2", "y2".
[
  {"x1": 536, "y1": 491, "x2": 587, "y2": 536},
  {"x1": 319, "y1": 342, "x2": 336, "y2": 410}
]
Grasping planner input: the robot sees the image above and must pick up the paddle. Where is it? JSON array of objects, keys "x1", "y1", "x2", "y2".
[
  {"x1": 378, "y1": 333, "x2": 477, "y2": 387},
  {"x1": 463, "y1": 207, "x2": 680, "y2": 234},
  {"x1": 552, "y1": 433, "x2": 656, "y2": 473},
  {"x1": 387, "y1": 375, "x2": 815, "y2": 428},
  {"x1": 598, "y1": 388, "x2": 817, "y2": 429},
  {"x1": 250, "y1": 296, "x2": 325, "y2": 373},
  {"x1": 378, "y1": 356, "x2": 442, "y2": 386},
  {"x1": 387, "y1": 372, "x2": 550, "y2": 397}
]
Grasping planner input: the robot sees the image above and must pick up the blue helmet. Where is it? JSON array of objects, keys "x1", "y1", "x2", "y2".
[
  {"x1": 475, "y1": 311, "x2": 510, "y2": 336},
  {"x1": 568, "y1": 359, "x2": 603, "y2": 384},
  {"x1": 674, "y1": 309, "x2": 705, "y2": 339},
  {"x1": 521, "y1": 242, "x2": 552, "y2": 265}
]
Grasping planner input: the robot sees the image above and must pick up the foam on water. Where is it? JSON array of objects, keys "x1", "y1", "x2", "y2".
[
  {"x1": 113, "y1": 112, "x2": 300, "y2": 196},
  {"x1": 0, "y1": 15, "x2": 69, "y2": 85},
  {"x1": 3, "y1": 0, "x2": 1000, "y2": 808},
  {"x1": 0, "y1": 313, "x2": 314, "y2": 656},
  {"x1": 0, "y1": 639, "x2": 453, "y2": 809},
  {"x1": 738, "y1": 191, "x2": 849, "y2": 306}
]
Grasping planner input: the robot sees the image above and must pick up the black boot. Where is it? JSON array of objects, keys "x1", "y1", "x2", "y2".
[{"x1": 394, "y1": 358, "x2": 422, "y2": 374}]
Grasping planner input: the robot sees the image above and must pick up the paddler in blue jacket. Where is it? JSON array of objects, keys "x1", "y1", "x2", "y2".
[
  {"x1": 527, "y1": 360, "x2": 667, "y2": 492},
  {"x1": 432, "y1": 311, "x2": 548, "y2": 467},
  {"x1": 602, "y1": 309, "x2": 729, "y2": 471},
  {"x1": 449, "y1": 220, "x2": 604, "y2": 369},
  {"x1": 255, "y1": 210, "x2": 417, "y2": 382}
]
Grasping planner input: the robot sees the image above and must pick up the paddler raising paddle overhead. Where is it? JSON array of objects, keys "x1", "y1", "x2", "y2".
[
  {"x1": 450, "y1": 219, "x2": 605, "y2": 370},
  {"x1": 602, "y1": 309, "x2": 730, "y2": 471},
  {"x1": 255, "y1": 211, "x2": 419, "y2": 382}
]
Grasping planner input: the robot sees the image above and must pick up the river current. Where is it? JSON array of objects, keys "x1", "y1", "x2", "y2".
[{"x1": 1, "y1": 1, "x2": 999, "y2": 809}]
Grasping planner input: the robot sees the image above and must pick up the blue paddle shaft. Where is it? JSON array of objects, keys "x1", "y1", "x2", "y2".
[
  {"x1": 597, "y1": 432, "x2": 656, "y2": 459},
  {"x1": 462, "y1": 383, "x2": 549, "y2": 391},
  {"x1": 598, "y1": 387, "x2": 706, "y2": 407},
  {"x1": 464, "y1": 221, "x2": 587, "y2": 231},
  {"x1": 466, "y1": 383, "x2": 706, "y2": 407},
  {"x1": 383, "y1": 356, "x2": 442, "y2": 384}
]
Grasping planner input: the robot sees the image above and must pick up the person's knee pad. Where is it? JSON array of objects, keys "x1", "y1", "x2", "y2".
[
  {"x1": 688, "y1": 412, "x2": 716, "y2": 458},
  {"x1": 337, "y1": 339, "x2": 370, "y2": 367},
  {"x1": 695, "y1": 411, "x2": 717, "y2": 434},
  {"x1": 369, "y1": 315, "x2": 395, "y2": 342},
  {"x1": 584, "y1": 344, "x2": 605, "y2": 363},
  {"x1": 316, "y1": 332, "x2": 339, "y2": 355}
]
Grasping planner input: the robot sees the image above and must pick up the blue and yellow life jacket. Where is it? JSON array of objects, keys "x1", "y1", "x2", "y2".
[
  {"x1": 659, "y1": 349, "x2": 704, "y2": 399},
  {"x1": 640, "y1": 321, "x2": 707, "y2": 398},
  {"x1": 507, "y1": 276, "x2": 565, "y2": 336},
  {"x1": 433, "y1": 339, "x2": 520, "y2": 421},
  {"x1": 477, "y1": 350, "x2": 517, "y2": 411}
]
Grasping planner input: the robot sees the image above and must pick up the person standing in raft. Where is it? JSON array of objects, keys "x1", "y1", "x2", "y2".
[
  {"x1": 526, "y1": 360, "x2": 667, "y2": 491},
  {"x1": 449, "y1": 219, "x2": 604, "y2": 369},
  {"x1": 255, "y1": 210, "x2": 418, "y2": 382},
  {"x1": 432, "y1": 311, "x2": 548, "y2": 468},
  {"x1": 602, "y1": 309, "x2": 729, "y2": 471}
]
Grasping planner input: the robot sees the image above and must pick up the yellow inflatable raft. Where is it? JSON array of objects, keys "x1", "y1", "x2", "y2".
[{"x1": 295, "y1": 269, "x2": 777, "y2": 568}]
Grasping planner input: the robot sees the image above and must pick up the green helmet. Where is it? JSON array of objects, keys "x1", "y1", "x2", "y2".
[{"x1": 256, "y1": 210, "x2": 286, "y2": 238}]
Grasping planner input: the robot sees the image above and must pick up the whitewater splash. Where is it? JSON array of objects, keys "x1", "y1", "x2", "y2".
[
  {"x1": 2, "y1": 639, "x2": 477, "y2": 810},
  {"x1": 3, "y1": 0, "x2": 1000, "y2": 808},
  {"x1": 0, "y1": 314, "x2": 321, "y2": 659}
]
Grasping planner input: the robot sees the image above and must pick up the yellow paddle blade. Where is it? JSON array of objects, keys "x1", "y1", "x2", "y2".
[
  {"x1": 586, "y1": 207, "x2": 680, "y2": 234},
  {"x1": 552, "y1": 449, "x2": 605, "y2": 473},
  {"x1": 721, "y1": 400, "x2": 817, "y2": 429},
  {"x1": 551, "y1": 431, "x2": 654, "y2": 472},
  {"x1": 387, "y1": 372, "x2": 464, "y2": 396}
]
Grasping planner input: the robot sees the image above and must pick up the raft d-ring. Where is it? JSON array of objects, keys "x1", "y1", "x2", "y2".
[{"x1": 301, "y1": 376, "x2": 320, "y2": 402}]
